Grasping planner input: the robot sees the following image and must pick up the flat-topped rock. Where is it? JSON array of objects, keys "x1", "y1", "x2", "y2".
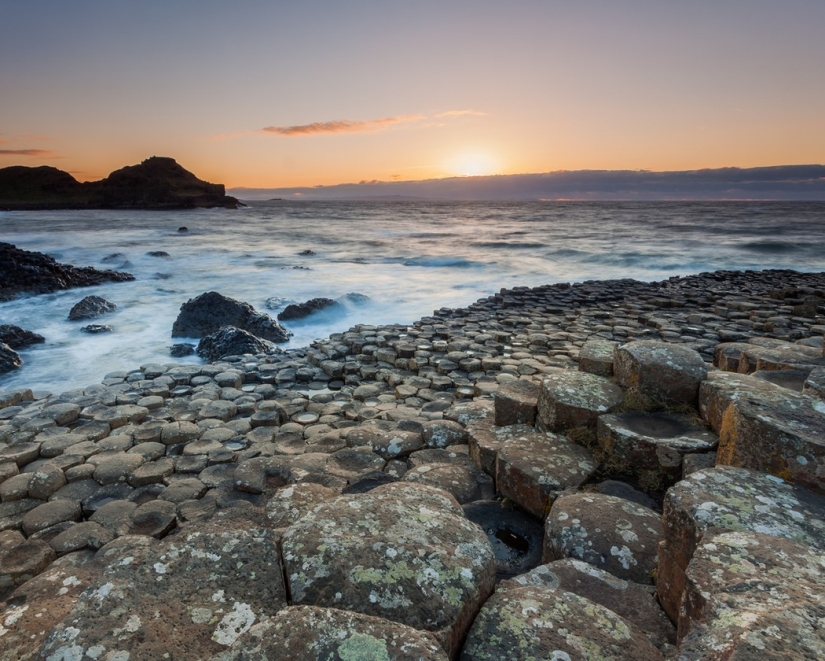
[
  {"x1": 493, "y1": 379, "x2": 538, "y2": 426},
  {"x1": 699, "y1": 370, "x2": 825, "y2": 493},
  {"x1": 597, "y1": 412, "x2": 718, "y2": 487},
  {"x1": 614, "y1": 340, "x2": 708, "y2": 406},
  {"x1": 537, "y1": 370, "x2": 624, "y2": 431},
  {"x1": 460, "y1": 585, "x2": 664, "y2": 661},
  {"x1": 657, "y1": 466, "x2": 825, "y2": 621},
  {"x1": 280, "y1": 482, "x2": 495, "y2": 657},
  {"x1": 543, "y1": 492, "x2": 663, "y2": 584},
  {"x1": 404, "y1": 462, "x2": 493, "y2": 504},
  {"x1": 578, "y1": 337, "x2": 617, "y2": 376},
  {"x1": 216, "y1": 605, "x2": 449, "y2": 661},
  {"x1": 496, "y1": 430, "x2": 597, "y2": 519}
]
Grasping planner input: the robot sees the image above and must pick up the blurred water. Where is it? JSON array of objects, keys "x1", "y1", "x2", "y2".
[{"x1": 1, "y1": 200, "x2": 824, "y2": 393}]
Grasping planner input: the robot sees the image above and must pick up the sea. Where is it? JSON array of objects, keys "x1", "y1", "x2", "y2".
[{"x1": 2, "y1": 200, "x2": 825, "y2": 395}]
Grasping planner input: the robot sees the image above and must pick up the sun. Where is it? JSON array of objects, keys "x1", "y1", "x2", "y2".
[{"x1": 447, "y1": 152, "x2": 500, "y2": 177}]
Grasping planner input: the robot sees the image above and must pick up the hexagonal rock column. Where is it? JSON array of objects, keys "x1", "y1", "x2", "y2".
[
  {"x1": 492, "y1": 379, "x2": 538, "y2": 426},
  {"x1": 218, "y1": 606, "x2": 449, "y2": 661},
  {"x1": 280, "y1": 482, "x2": 496, "y2": 658},
  {"x1": 579, "y1": 337, "x2": 617, "y2": 377},
  {"x1": 38, "y1": 522, "x2": 287, "y2": 660},
  {"x1": 501, "y1": 559, "x2": 675, "y2": 651},
  {"x1": 597, "y1": 412, "x2": 718, "y2": 486},
  {"x1": 466, "y1": 420, "x2": 535, "y2": 476},
  {"x1": 543, "y1": 492, "x2": 663, "y2": 584},
  {"x1": 496, "y1": 430, "x2": 597, "y2": 519},
  {"x1": 537, "y1": 370, "x2": 624, "y2": 432},
  {"x1": 680, "y1": 530, "x2": 825, "y2": 644},
  {"x1": 460, "y1": 585, "x2": 665, "y2": 661},
  {"x1": 699, "y1": 370, "x2": 825, "y2": 493},
  {"x1": 656, "y1": 466, "x2": 825, "y2": 622},
  {"x1": 736, "y1": 341, "x2": 825, "y2": 374},
  {"x1": 614, "y1": 340, "x2": 707, "y2": 406}
]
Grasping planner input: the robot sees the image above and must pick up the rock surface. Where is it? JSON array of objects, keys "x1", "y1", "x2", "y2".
[
  {"x1": 67, "y1": 295, "x2": 117, "y2": 321},
  {"x1": 277, "y1": 297, "x2": 342, "y2": 321},
  {"x1": 196, "y1": 326, "x2": 279, "y2": 361},
  {"x1": 172, "y1": 291, "x2": 292, "y2": 343}
]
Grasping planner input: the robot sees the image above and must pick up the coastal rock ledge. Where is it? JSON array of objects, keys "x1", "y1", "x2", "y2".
[{"x1": 2, "y1": 268, "x2": 825, "y2": 659}]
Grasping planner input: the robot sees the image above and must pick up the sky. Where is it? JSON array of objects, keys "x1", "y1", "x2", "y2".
[{"x1": 1, "y1": 1, "x2": 824, "y2": 189}]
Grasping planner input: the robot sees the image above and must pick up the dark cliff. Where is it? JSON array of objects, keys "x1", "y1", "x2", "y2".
[{"x1": 0, "y1": 157, "x2": 240, "y2": 210}]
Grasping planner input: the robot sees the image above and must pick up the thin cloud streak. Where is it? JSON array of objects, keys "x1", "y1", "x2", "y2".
[
  {"x1": 261, "y1": 114, "x2": 425, "y2": 136},
  {"x1": 0, "y1": 149, "x2": 55, "y2": 157},
  {"x1": 434, "y1": 109, "x2": 487, "y2": 118}
]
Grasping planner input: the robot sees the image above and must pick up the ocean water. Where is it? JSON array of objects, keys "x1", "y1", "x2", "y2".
[{"x1": 1, "y1": 200, "x2": 825, "y2": 394}]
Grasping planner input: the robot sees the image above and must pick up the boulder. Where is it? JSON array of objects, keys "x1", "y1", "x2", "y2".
[
  {"x1": 460, "y1": 585, "x2": 664, "y2": 661},
  {"x1": 216, "y1": 605, "x2": 449, "y2": 661},
  {"x1": 614, "y1": 340, "x2": 708, "y2": 406},
  {"x1": 280, "y1": 482, "x2": 496, "y2": 657},
  {"x1": 277, "y1": 297, "x2": 342, "y2": 321},
  {"x1": 81, "y1": 323, "x2": 113, "y2": 333},
  {"x1": 171, "y1": 291, "x2": 291, "y2": 342},
  {"x1": 699, "y1": 370, "x2": 825, "y2": 492},
  {"x1": 0, "y1": 324, "x2": 45, "y2": 349},
  {"x1": 68, "y1": 295, "x2": 117, "y2": 321},
  {"x1": 537, "y1": 370, "x2": 624, "y2": 431},
  {"x1": 196, "y1": 326, "x2": 279, "y2": 361},
  {"x1": 543, "y1": 492, "x2": 663, "y2": 584},
  {"x1": 0, "y1": 342, "x2": 22, "y2": 373},
  {"x1": 496, "y1": 430, "x2": 597, "y2": 519}
]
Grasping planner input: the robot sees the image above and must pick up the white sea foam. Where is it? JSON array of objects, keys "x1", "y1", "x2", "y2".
[{"x1": 1, "y1": 200, "x2": 824, "y2": 393}]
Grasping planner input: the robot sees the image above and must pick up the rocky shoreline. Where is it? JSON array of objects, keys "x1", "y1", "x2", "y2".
[{"x1": 1, "y1": 268, "x2": 825, "y2": 660}]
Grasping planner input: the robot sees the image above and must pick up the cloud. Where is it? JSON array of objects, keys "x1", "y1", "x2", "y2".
[
  {"x1": 0, "y1": 148, "x2": 55, "y2": 157},
  {"x1": 261, "y1": 114, "x2": 425, "y2": 136},
  {"x1": 434, "y1": 109, "x2": 487, "y2": 118}
]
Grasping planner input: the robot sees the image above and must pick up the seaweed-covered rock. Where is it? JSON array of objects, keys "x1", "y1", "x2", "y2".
[
  {"x1": 172, "y1": 291, "x2": 291, "y2": 342},
  {"x1": 280, "y1": 482, "x2": 495, "y2": 657},
  {"x1": 196, "y1": 326, "x2": 279, "y2": 361}
]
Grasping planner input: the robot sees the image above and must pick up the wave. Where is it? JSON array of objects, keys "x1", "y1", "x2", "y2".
[
  {"x1": 472, "y1": 241, "x2": 546, "y2": 249},
  {"x1": 402, "y1": 256, "x2": 484, "y2": 268},
  {"x1": 738, "y1": 241, "x2": 804, "y2": 254}
]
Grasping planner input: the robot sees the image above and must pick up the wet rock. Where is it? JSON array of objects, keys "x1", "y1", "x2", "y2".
[
  {"x1": 0, "y1": 324, "x2": 45, "y2": 349},
  {"x1": 460, "y1": 585, "x2": 664, "y2": 661},
  {"x1": 544, "y1": 492, "x2": 663, "y2": 584},
  {"x1": 537, "y1": 370, "x2": 624, "y2": 431},
  {"x1": 170, "y1": 342, "x2": 196, "y2": 357},
  {"x1": 68, "y1": 295, "x2": 117, "y2": 321},
  {"x1": 172, "y1": 291, "x2": 292, "y2": 342},
  {"x1": 614, "y1": 340, "x2": 708, "y2": 406},
  {"x1": 0, "y1": 342, "x2": 22, "y2": 373},
  {"x1": 281, "y1": 482, "x2": 495, "y2": 657},
  {"x1": 496, "y1": 428, "x2": 597, "y2": 519},
  {"x1": 493, "y1": 379, "x2": 538, "y2": 426},
  {"x1": 523, "y1": 561, "x2": 677, "y2": 650},
  {"x1": 81, "y1": 323, "x2": 113, "y2": 333},
  {"x1": 699, "y1": 370, "x2": 825, "y2": 493},
  {"x1": 215, "y1": 605, "x2": 448, "y2": 661},
  {"x1": 463, "y1": 500, "x2": 544, "y2": 580},
  {"x1": 277, "y1": 297, "x2": 342, "y2": 321},
  {"x1": 39, "y1": 522, "x2": 287, "y2": 660},
  {"x1": 197, "y1": 326, "x2": 279, "y2": 361},
  {"x1": 657, "y1": 466, "x2": 825, "y2": 621}
]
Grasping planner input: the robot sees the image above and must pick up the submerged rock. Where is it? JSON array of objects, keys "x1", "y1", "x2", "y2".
[{"x1": 172, "y1": 291, "x2": 292, "y2": 342}]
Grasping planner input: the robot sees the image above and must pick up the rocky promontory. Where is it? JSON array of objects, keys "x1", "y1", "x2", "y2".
[
  {"x1": 1, "y1": 269, "x2": 825, "y2": 659},
  {"x1": 0, "y1": 242, "x2": 134, "y2": 302},
  {"x1": 0, "y1": 156, "x2": 240, "y2": 210}
]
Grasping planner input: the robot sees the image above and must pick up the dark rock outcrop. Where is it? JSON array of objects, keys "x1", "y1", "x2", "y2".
[
  {"x1": 172, "y1": 291, "x2": 292, "y2": 343},
  {"x1": 0, "y1": 242, "x2": 135, "y2": 302},
  {"x1": 196, "y1": 326, "x2": 279, "y2": 361},
  {"x1": 0, "y1": 342, "x2": 22, "y2": 373},
  {"x1": 278, "y1": 297, "x2": 342, "y2": 321},
  {"x1": 0, "y1": 156, "x2": 240, "y2": 210},
  {"x1": 0, "y1": 324, "x2": 45, "y2": 349},
  {"x1": 68, "y1": 295, "x2": 117, "y2": 321}
]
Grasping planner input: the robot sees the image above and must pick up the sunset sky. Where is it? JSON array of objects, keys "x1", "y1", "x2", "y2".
[{"x1": 1, "y1": 1, "x2": 823, "y2": 188}]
